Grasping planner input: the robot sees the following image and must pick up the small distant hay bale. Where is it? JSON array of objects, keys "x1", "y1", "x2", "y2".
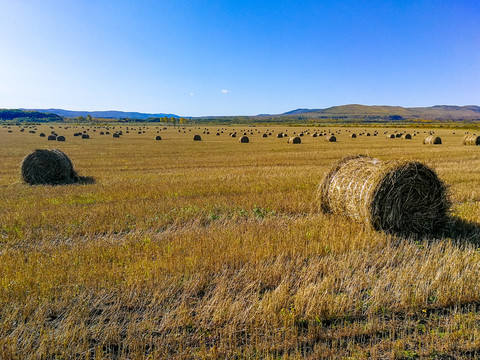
[
  {"x1": 462, "y1": 135, "x2": 480, "y2": 145},
  {"x1": 81, "y1": 134, "x2": 90, "y2": 139},
  {"x1": 386, "y1": 134, "x2": 395, "y2": 139},
  {"x1": 47, "y1": 135, "x2": 56, "y2": 141},
  {"x1": 277, "y1": 133, "x2": 283, "y2": 138},
  {"x1": 39, "y1": 133, "x2": 46, "y2": 137},
  {"x1": 288, "y1": 136, "x2": 301, "y2": 144},
  {"x1": 423, "y1": 135, "x2": 442, "y2": 145},
  {"x1": 325, "y1": 135, "x2": 336, "y2": 142},
  {"x1": 350, "y1": 133, "x2": 357, "y2": 138},
  {"x1": 239, "y1": 136, "x2": 249, "y2": 143},
  {"x1": 262, "y1": 133, "x2": 268, "y2": 138},
  {"x1": 317, "y1": 155, "x2": 449, "y2": 237},
  {"x1": 231, "y1": 133, "x2": 237, "y2": 138},
  {"x1": 395, "y1": 133, "x2": 402, "y2": 138},
  {"x1": 312, "y1": 133, "x2": 318, "y2": 137},
  {"x1": 193, "y1": 134, "x2": 202, "y2": 141},
  {"x1": 155, "y1": 135, "x2": 162, "y2": 140},
  {"x1": 56, "y1": 135, "x2": 66, "y2": 142},
  {"x1": 113, "y1": 133, "x2": 120, "y2": 138},
  {"x1": 402, "y1": 134, "x2": 412, "y2": 139}
]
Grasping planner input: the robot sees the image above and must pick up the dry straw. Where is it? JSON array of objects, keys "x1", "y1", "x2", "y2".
[
  {"x1": 21, "y1": 149, "x2": 95, "y2": 185},
  {"x1": 462, "y1": 135, "x2": 480, "y2": 145},
  {"x1": 423, "y1": 135, "x2": 442, "y2": 144},
  {"x1": 317, "y1": 155, "x2": 449, "y2": 237}
]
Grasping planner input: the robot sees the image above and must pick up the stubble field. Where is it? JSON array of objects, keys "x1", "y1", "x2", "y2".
[{"x1": 1, "y1": 123, "x2": 480, "y2": 359}]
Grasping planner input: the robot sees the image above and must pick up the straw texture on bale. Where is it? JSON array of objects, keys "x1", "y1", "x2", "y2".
[
  {"x1": 317, "y1": 155, "x2": 449, "y2": 237},
  {"x1": 288, "y1": 136, "x2": 301, "y2": 144},
  {"x1": 462, "y1": 135, "x2": 480, "y2": 145},
  {"x1": 423, "y1": 135, "x2": 442, "y2": 144},
  {"x1": 21, "y1": 149, "x2": 95, "y2": 186}
]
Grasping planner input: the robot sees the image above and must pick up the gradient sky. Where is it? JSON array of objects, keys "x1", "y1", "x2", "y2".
[{"x1": 1, "y1": 0, "x2": 479, "y2": 116}]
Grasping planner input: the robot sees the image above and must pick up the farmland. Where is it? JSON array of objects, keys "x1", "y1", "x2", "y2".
[{"x1": 1, "y1": 123, "x2": 480, "y2": 359}]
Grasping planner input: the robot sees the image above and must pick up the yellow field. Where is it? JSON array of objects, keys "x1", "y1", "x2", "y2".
[{"x1": 1, "y1": 123, "x2": 480, "y2": 359}]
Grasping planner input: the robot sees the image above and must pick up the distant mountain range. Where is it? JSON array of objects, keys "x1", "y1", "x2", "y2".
[
  {"x1": 11, "y1": 104, "x2": 480, "y2": 121},
  {"x1": 22, "y1": 109, "x2": 180, "y2": 119},
  {"x1": 274, "y1": 104, "x2": 480, "y2": 121}
]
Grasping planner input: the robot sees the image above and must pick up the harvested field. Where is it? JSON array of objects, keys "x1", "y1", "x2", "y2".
[{"x1": 1, "y1": 124, "x2": 480, "y2": 359}]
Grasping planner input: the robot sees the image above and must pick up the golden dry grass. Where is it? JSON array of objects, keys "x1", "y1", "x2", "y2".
[{"x1": 1, "y1": 124, "x2": 480, "y2": 359}]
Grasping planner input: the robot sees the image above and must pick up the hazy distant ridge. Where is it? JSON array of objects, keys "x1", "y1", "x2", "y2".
[
  {"x1": 24, "y1": 104, "x2": 480, "y2": 121},
  {"x1": 277, "y1": 104, "x2": 480, "y2": 120},
  {"x1": 25, "y1": 109, "x2": 180, "y2": 119}
]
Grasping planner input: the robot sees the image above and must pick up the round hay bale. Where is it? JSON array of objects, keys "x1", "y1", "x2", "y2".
[
  {"x1": 325, "y1": 135, "x2": 336, "y2": 142},
  {"x1": 113, "y1": 133, "x2": 120, "y2": 138},
  {"x1": 56, "y1": 135, "x2": 66, "y2": 142},
  {"x1": 277, "y1": 133, "x2": 283, "y2": 138},
  {"x1": 47, "y1": 135, "x2": 56, "y2": 141},
  {"x1": 423, "y1": 135, "x2": 442, "y2": 145},
  {"x1": 39, "y1": 133, "x2": 46, "y2": 137},
  {"x1": 350, "y1": 133, "x2": 357, "y2": 138},
  {"x1": 462, "y1": 135, "x2": 480, "y2": 145},
  {"x1": 262, "y1": 133, "x2": 268, "y2": 138},
  {"x1": 312, "y1": 133, "x2": 318, "y2": 137},
  {"x1": 288, "y1": 136, "x2": 301, "y2": 144},
  {"x1": 21, "y1": 149, "x2": 78, "y2": 185},
  {"x1": 239, "y1": 136, "x2": 249, "y2": 143},
  {"x1": 402, "y1": 134, "x2": 412, "y2": 139},
  {"x1": 317, "y1": 155, "x2": 449, "y2": 237},
  {"x1": 193, "y1": 134, "x2": 202, "y2": 141},
  {"x1": 155, "y1": 135, "x2": 162, "y2": 140},
  {"x1": 386, "y1": 134, "x2": 395, "y2": 139},
  {"x1": 81, "y1": 134, "x2": 90, "y2": 139}
]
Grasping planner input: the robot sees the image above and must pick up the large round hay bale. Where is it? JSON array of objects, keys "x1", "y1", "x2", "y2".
[
  {"x1": 193, "y1": 134, "x2": 202, "y2": 141},
  {"x1": 325, "y1": 135, "x2": 336, "y2": 142},
  {"x1": 462, "y1": 135, "x2": 480, "y2": 145},
  {"x1": 21, "y1": 149, "x2": 78, "y2": 185},
  {"x1": 155, "y1": 135, "x2": 162, "y2": 140},
  {"x1": 288, "y1": 136, "x2": 301, "y2": 144},
  {"x1": 81, "y1": 134, "x2": 90, "y2": 139},
  {"x1": 262, "y1": 133, "x2": 268, "y2": 138},
  {"x1": 239, "y1": 136, "x2": 249, "y2": 143},
  {"x1": 386, "y1": 134, "x2": 395, "y2": 139},
  {"x1": 56, "y1": 135, "x2": 66, "y2": 142},
  {"x1": 350, "y1": 133, "x2": 357, "y2": 138},
  {"x1": 277, "y1": 133, "x2": 284, "y2": 138},
  {"x1": 423, "y1": 135, "x2": 442, "y2": 144},
  {"x1": 317, "y1": 155, "x2": 449, "y2": 237},
  {"x1": 47, "y1": 135, "x2": 56, "y2": 141},
  {"x1": 402, "y1": 134, "x2": 412, "y2": 139}
]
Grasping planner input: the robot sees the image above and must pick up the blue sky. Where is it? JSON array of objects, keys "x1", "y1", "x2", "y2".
[{"x1": 1, "y1": 0, "x2": 479, "y2": 116}]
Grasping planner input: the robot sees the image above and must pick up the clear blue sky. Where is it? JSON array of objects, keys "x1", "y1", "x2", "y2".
[{"x1": 1, "y1": 0, "x2": 479, "y2": 116}]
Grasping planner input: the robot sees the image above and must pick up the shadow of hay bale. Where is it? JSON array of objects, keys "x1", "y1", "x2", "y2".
[
  {"x1": 432, "y1": 216, "x2": 480, "y2": 244},
  {"x1": 21, "y1": 149, "x2": 95, "y2": 186},
  {"x1": 317, "y1": 155, "x2": 450, "y2": 238}
]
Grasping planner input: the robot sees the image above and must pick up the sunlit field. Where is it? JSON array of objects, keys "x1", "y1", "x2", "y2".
[{"x1": 1, "y1": 123, "x2": 480, "y2": 359}]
